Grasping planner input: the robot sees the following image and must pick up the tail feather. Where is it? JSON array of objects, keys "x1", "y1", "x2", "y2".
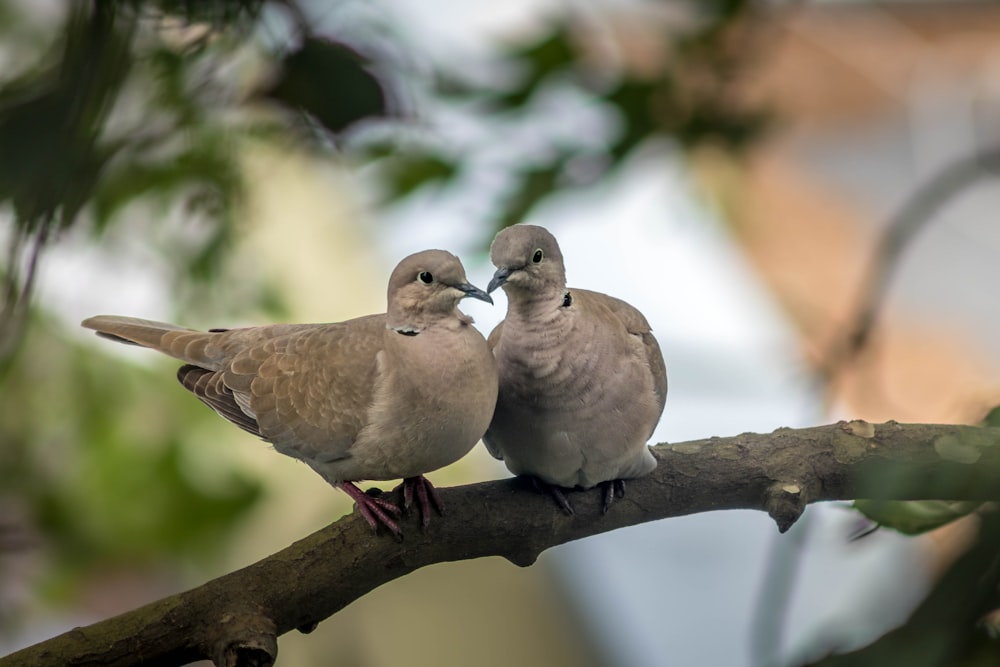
[
  {"x1": 82, "y1": 315, "x2": 190, "y2": 345},
  {"x1": 92, "y1": 330, "x2": 145, "y2": 346},
  {"x1": 81, "y1": 315, "x2": 227, "y2": 369}
]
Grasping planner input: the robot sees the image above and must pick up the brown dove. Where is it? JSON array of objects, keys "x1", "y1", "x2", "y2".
[
  {"x1": 82, "y1": 250, "x2": 498, "y2": 536},
  {"x1": 484, "y1": 225, "x2": 666, "y2": 513}
]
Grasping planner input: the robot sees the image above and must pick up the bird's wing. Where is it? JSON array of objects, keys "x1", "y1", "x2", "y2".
[
  {"x1": 178, "y1": 364, "x2": 262, "y2": 437},
  {"x1": 574, "y1": 289, "x2": 668, "y2": 429},
  {"x1": 486, "y1": 319, "x2": 504, "y2": 352},
  {"x1": 482, "y1": 320, "x2": 506, "y2": 461},
  {"x1": 222, "y1": 315, "x2": 385, "y2": 464}
]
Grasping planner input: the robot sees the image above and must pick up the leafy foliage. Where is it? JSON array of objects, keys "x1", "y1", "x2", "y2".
[
  {"x1": 0, "y1": 0, "x2": 772, "y2": 352},
  {"x1": 852, "y1": 499, "x2": 982, "y2": 535},
  {"x1": 0, "y1": 4, "x2": 132, "y2": 228},
  {"x1": 807, "y1": 512, "x2": 1000, "y2": 667},
  {"x1": 851, "y1": 405, "x2": 1000, "y2": 535},
  {"x1": 0, "y1": 3, "x2": 245, "y2": 358},
  {"x1": 379, "y1": 153, "x2": 459, "y2": 201},
  {"x1": 0, "y1": 314, "x2": 263, "y2": 599},
  {"x1": 119, "y1": 0, "x2": 266, "y2": 25},
  {"x1": 373, "y1": 1, "x2": 770, "y2": 235},
  {"x1": 0, "y1": 1, "x2": 396, "y2": 356}
]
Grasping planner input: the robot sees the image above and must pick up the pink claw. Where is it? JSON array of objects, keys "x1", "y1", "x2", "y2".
[
  {"x1": 401, "y1": 476, "x2": 445, "y2": 528},
  {"x1": 338, "y1": 482, "x2": 403, "y2": 537}
]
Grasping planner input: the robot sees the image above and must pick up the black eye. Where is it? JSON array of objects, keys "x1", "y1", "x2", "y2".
[
  {"x1": 532, "y1": 249, "x2": 543, "y2": 263},
  {"x1": 418, "y1": 271, "x2": 433, "y2": 284}
]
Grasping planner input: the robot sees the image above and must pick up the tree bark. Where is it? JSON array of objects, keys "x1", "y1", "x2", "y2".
[{"x1": 5, "y1": 420, "x2": 1000, "y2": 667}]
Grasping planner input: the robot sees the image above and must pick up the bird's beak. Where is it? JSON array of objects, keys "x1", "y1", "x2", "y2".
[
  {"x1": 455, "y1": 282, "x2": 493, "y2": 305},
  {"x1": 487, "y1": 267, "x2": 512, "y2": 294}
]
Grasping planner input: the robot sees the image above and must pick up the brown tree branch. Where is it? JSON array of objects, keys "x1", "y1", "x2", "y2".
[{"x1": 5, "y1": 420, "x2": 1000, "y2": 667}]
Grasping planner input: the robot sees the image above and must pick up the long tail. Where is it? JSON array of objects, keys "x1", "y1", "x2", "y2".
[{"x1": 81, "y1": 315, "x2": 228, "y2": 370}]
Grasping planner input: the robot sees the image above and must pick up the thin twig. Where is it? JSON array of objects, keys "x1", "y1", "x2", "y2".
[
  {"x1": 0, "y1": 213, "x2": 54, "y2": 361},
  {"x1": 820, "y1": 146, "x2": 1000, "y2": 382}
]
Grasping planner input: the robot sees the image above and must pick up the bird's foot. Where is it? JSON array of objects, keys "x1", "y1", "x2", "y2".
[
  {"x1": 338, "y1": 482, "x2": 403, "y2": 538},
  {"x1": 599, "y1": 479, "x2": 627, "y2": 514},
  {"x1": 400, "y1": 476, "x2": 445, "y2": 529},
  {"x1": 530, "y1": 477, "x2": 575, "y2": 515}
]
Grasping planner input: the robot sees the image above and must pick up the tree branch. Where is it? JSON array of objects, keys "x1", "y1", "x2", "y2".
[
  {"x1": 820, "y1": 146, "x2": 1000, "y2": 382},
  {"x1": 5, "y1": 420, "x2": 1000, "y2": 667}
]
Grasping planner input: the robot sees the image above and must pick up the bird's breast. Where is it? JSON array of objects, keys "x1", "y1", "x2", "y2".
[
  {"x1": 495, "y1": 313, "x2": 600, "y2": 409},
  {"x1": 353, "y1": 325, "x2": 497, "y2": 480}
]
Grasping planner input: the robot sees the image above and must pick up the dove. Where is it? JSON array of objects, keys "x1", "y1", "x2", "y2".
[
  {"x1": 82, "y1": 250, "x2": 498, "y2": 536},
  {"x1": 483, "y1": 225, "x2": 666, "y2": 513}
]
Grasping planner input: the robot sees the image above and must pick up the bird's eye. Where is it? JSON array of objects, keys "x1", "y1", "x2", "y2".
[
  {"x1": 532, "y1": 249, "x2": 543, "y2": 263},
  {"x1": 418, "y1": 271, "x2": 433, "y2": 284}
]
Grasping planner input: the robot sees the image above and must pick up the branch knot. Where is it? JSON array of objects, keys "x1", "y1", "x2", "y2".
[
  {"x1": 210, "y1": 608, "x2": 277, "y2": 667},
  {"x1": 765, "y1": 481, "x2": 807, "y2": 533}
]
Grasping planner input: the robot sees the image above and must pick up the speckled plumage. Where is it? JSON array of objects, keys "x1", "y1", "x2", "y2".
[
  {"x1": 484, "y1": 225, "x2": 666, "y2": 511},
  {"x1": 83, "y1": 250, "x2": 498, "y2": 535}
]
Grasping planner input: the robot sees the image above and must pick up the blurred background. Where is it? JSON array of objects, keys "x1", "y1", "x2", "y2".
[{"x1": 2, "y1": 0, "x2": 1000, "y2": 665}]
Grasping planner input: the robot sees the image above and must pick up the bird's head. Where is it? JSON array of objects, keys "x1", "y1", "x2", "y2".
[
  {"x1": 386, "y1": 250, "x2": 492, "y2": 330},
  {"x1": 487, "y1": 224, "x2": 567, "y2": 298}
]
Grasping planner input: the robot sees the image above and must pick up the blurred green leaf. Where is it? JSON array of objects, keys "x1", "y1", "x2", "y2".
[
  {"x1": 264, "y1": 37, "x2": 389, "y2": 136},
  {"x1": 492, "y1": 27, "x2": 577, "y2": 109},
  {"x1": 853, "y1": 499, "x2": 982, "y2": 535},
  {"x1": 604, "y1": 79, "x2": 665, "y2": 160},
  {"x1": 186, "y1": 215, "x2": 234, "y2": 281},
  {"x1": 93, "y1": 141, "x2": 240, "y2": 230},
  {"x1": 380, "y1": 153, "x2": 459, "y2": 202},
  {"x1": 678, "y1": 104, "x2": 770, "y2": 149},
  {"x1": 683, "y1": 0, "x2": 754, "y2": 42},
  {"x1": 982, "y1": 405, "x2": 1000, "y2": 428},
  {"x1": 126, "y1": 0, "x2": 265, "y2": 25},
  {"x1": 497, "y1": 163, "x2": 563, "y2": 230}
]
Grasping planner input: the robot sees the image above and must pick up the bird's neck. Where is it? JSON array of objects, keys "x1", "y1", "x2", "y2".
[
  {"x1": 503, "y1": 284, "x2": 567, "y2": 321},
  {"x1": 386, "y1": 308, "x2": 471, "y2": 334}
]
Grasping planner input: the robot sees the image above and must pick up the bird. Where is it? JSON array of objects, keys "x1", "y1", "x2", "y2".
[
  {"x1": 483, "y1": 224, "x2": 666, "y2": 514},
  {"x1": 82, "y1": 249, "x2": 499, "y2": 537}
]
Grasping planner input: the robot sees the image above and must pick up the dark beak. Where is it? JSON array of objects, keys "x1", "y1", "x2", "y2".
[
  {"x1": 487, "y1": 267, "x2": 512, "y2": 294},
  {"x1": 455, "y1": 282, "x2": 493, "y2": 305}
]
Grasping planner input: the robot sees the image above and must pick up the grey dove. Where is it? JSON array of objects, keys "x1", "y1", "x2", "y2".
[
  {"x1": 82, "y1": 250, "x2": 498, "y2": 536},
  {"x1": 484, "y1": 225, "x2": 666, "y2": 513}
]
